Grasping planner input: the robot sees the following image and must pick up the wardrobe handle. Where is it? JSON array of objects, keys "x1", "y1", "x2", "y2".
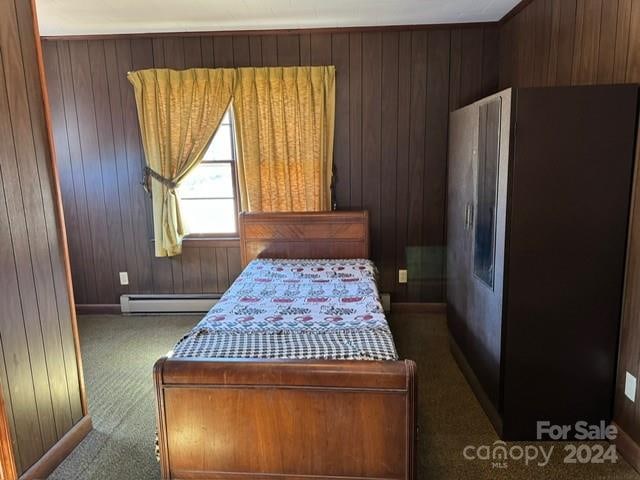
[
  {"x1": 464, "y1": 204, "x2": 470, "y2": 229},
  {"x1": 464, "y1": 203, "x2": 469, "y2": 230},
  {"x1": 464, "y1": 203, "x2": 474, "y2": 230}
]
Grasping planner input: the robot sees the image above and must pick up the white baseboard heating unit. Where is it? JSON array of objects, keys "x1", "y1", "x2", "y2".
[{"x1": 120, "y1": 294, "x2": 221, "y2": 314}]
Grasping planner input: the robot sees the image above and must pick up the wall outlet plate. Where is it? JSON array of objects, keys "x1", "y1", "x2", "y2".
[
  {"x1": 119, "y1": 272, "x2": 129, "y2": 286},
  {"x1": 625, "y1": 372, "x2": 637, "y2": 402},
  {"x1": 398, "y1": 269, "x2": 408, "y2": 284}
]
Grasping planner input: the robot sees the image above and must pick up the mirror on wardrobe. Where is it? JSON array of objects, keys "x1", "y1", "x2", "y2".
[{"x1": 474, "y1": 98, "x2": 501, "y2": 288}]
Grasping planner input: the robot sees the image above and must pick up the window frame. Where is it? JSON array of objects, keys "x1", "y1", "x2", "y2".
[{"x1": 180, "y1": 109, "x2": 241, "y2": 241}]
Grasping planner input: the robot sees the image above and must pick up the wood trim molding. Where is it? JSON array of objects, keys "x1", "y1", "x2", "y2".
[
  {"x1": 0, "y1": 385, "x2": 18, "y2": 480},
  {"x1": 40, "y1": 21, "x2": 499, "y2": 41},
  {"x1": 75, "y1": 304, "x2": 122, "y2": 315},
  {"x1": 391, "y1": 302, "x2": 447, "y2": 314},
  {"x1": 181, "y1": 237, "x2": 240, "y2": 248},
  {"x1": 19, "y1": 416, "x2": 92, "y2": 480},
  {"x1": 498, "y1": 0, "x2": 535, "y2": 25},
  {"x1": 30, "y1": 0, "x2": 89, "y2": 417},
  {"x1": 614, "y1": 115, "x2": 640, "y2": 468},
  {"x1": 613, "y1": 421, "x2": 640, "y2": 474}
]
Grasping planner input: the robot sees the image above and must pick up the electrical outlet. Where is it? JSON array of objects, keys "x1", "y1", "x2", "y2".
[
  {"x1": 398, "y1": 269, "x2": 408, "y2": 284},
  {"x1": 625, "y1": 372, "x2": 637, "y2": 402},
  {"x1": 119, "y1": 272, "x2": 129, "y2": 286}
]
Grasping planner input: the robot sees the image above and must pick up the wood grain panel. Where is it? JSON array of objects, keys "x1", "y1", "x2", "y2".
[
  {"x1": 276, "y1": 35, "x2": 299, "y2": 65},
  {"x1": 407, "y1": 31, "x2": 428, "y2": 301},
  {"x1": 0, "y1": 67, "x2": 44, "y2": 469},
  {"x1": 165, "y1": 388, "x2": 406, "y2": 477},
  {"x1": 556, "y1": 0, "x2": 578, "y2": 85},
  {"x1": 231, "y1": 35, "x2": 250, "y2": 66},
  {"x1": 331, "y1": 32, "x2": 350, "y2": 209},
  {"x1": 164, "y1": 37, "x2": 185, "y2": 68},
  {"x1": 459, "y1": 29, "x2": 485, "y2": 103},
  {"x1": 215, "y1": 248, "x2": 231, "y2": 292},
  {"x1": 42, "y1": 42, "x2": 86, "y2": 303},
  {"x1": 499, "y1": 0, "x2": 640, "y2": 89},
  {"x1": 499, "y1": 0, "x2": 640, "y2": 466},
  {"x1": 126, "y1": 39, "x2": 156, "y2": 295},
  {"x1": 69, "y1": 40, "x2": 116, "y2": 304},
  {"x1": 379, "y1": 32, "x2": 399, "y2": 293},
  {"x1": 260, "y1": 35, "x2": 278, "y2": 66},
  {"x1": 613, "y1": 0, "x2": 633, "y2": 82},
  {"x1": 239, "y1": 211, "x2": 369, "y2": 266},
  {"x1": 395, "y1": 31, "x2": 412, "y2": 302},
  {"x1": 42, "y1": 26, "x2": 499, "y2": 304},
  {"x1": 155, "y1": 358, "x2": 415, "y2": 480},
  {"x1": 361, "y1": 32, "x2": 382, "y2": 264},
  {"x1": 201, "y1": 36, "x2": 215, "y2": 66},
  {"x1": 181, "y1": 248, "x2": 202, "y2": 293},
  {"x1": 249, "y1": 35, "x2": 262, "y2": 66},
  {"x1": 183, "y1": 37, "x2": 202, "y2": 67},
  {"x1": 348, "y1": 32, "x2": 363, "y2": 210},
  {"x1": 0, "y1": 0, "x2": 88, "y2": 475},
  {"x1": 628, "y1": 0, "x2": 640, "y2": 81},
  {"x1": 243, "y1": 223, "x2": 366, "y2": 240},
  {"x1": 104, "y1": 39, "x2": 139, "y2": 298},
  {"x1": 214, "y1": 36, "x2": 234, "y2": 66},
  {"x1": 597, "y1": 0, "x2": 619, "y2": 82},
  {"x1": 1, "y1": 0, "x2": 59, "y2": 455},
  {"x1": 572, "y1": 0, "x2": 603, "y2": 84},
  {"x1": 422, "y1": 29, "x2": 450, "y2": 301}
]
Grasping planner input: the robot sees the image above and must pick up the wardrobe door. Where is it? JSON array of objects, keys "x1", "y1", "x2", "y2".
[
  {"x1": 466, "y1": 92, "x2": 511, "y2": 411},
  {"x1": 446, "y1": 105, "x2": 477, "y2": 354},
  {"x1": 502, "y1": 85, "x2": 637, "y2": 439}
]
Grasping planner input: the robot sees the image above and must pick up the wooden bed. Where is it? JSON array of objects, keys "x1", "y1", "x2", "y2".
[{"x1": 154, "y1": 211, "x2": 417, "y2": 480}]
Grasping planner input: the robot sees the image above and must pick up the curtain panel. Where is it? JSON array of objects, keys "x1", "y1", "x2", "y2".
[
  {"x1": 128, "y1": 68, "x2": 235, "y2": 257},
  {"x1": 233, "y1": 66, "x2": 336, "y2": 212}
]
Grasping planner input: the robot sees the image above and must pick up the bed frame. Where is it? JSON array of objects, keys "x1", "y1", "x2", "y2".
[{"x1": 154, "y1": 211, "x2": 417, "y2": 480}]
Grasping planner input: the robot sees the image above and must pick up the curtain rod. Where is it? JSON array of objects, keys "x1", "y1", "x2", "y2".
[{"x1": 126, "y1": 66, "x2": 336, "y2": 75}]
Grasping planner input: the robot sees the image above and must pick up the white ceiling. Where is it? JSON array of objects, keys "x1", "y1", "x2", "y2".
[{"x1": 36, "y1": 0, "x2": 520, "y2": 37}]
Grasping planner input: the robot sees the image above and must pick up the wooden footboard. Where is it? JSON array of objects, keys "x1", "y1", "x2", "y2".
[{"x1": 154, "y1": 358, "x2": 417, "y2": 480}]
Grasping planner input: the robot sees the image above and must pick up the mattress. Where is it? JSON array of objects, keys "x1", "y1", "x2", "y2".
[{"x1": 171, "y1": 258, "x2": 398, "y2": 361}]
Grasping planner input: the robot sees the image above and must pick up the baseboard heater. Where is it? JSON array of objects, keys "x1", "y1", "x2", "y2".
[{"x1": 120, "y1": 294, "x2": 221, "y2": 314}]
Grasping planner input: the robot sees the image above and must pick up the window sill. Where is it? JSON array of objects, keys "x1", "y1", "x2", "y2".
[
  {"x1": 182, "y1": 236, "x2": 240, "y2": 248},
  {"x1": 149, "y1": 236, "x2": 240, "y2": 248}
]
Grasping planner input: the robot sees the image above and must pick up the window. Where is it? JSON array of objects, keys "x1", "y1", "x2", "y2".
[{"x1": 177, "y1": 109, "x2": 238, "y2": 236}]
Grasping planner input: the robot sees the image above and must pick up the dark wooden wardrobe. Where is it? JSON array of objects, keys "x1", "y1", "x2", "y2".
[{"x1": 447, "y1": 85, "x2": 639, "y2": 440}]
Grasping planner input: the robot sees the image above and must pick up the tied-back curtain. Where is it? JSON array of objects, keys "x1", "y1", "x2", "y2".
[
  {"x1": 233, "y1": 66, "x2": 336, "y2": 212},
  {"x1": 128, "y1": 68, "x2": 235, "y2": 257}
]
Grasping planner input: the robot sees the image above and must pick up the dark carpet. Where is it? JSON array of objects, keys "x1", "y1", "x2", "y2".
[{"x1": 49, "y1": 313, "x2": 639, "y2": 479}]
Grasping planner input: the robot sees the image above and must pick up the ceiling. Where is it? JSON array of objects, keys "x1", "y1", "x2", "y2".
[{"x1": 36, "y1": 0, "x2": 520, "y2": 37}]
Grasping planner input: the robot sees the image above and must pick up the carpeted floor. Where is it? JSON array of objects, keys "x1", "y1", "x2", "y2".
[{"x1": 49, "y1": 313, "x2": 640, "y2": 480}]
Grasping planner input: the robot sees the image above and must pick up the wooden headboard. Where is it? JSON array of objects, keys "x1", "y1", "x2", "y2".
[{"x1": 239, "y1": 211, "x2": 369, "y2": 267}]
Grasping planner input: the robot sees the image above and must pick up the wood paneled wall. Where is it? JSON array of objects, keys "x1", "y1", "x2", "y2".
[
  {"x1": 499, "y1": 0, "x2": 640, "y2": 88},
  {"x1": 0, "y1": 0, "x2": 86, "y2": 475},
  {"x1": 499, "y1": 0, "x2": 640, "y2": 466},
  {"x1": 41, "y1": 26, "x2": 500, "y2": 304}
]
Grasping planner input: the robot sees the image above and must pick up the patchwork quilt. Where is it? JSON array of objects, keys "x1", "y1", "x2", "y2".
[{"x1": 171, "y1": 258, "x2": 398, "y2": 361}]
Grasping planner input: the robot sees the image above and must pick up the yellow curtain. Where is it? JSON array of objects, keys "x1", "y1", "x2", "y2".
[
  {"x1": 233, "y1": 66, "x2": 336, "y2": 212},
  {"x1": 128, "y1": 68, "x2": 235, "y2": 257}
]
